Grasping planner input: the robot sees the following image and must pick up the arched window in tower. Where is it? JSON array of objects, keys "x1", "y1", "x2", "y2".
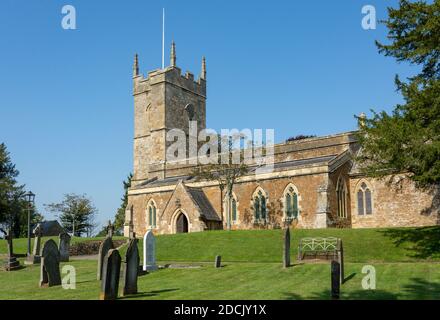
[
  {"x1": 357, "y1": 182, "x2": 373, "y2": 215},
  {"x1": 336, "y1": 177, "x2": 348, "y2": 218},
  {"x1": 284, "y1": 185, "x2": 299, "y2": 219},
  {"x1": 253, "y1": 189, "x2": 267, "y2": 222},
  {"x1": 147, "y1": 201, "x2": 157, "y2": 228},
  {"x1": 185, "y1": 103, "x2": 195, "y2": 121}
]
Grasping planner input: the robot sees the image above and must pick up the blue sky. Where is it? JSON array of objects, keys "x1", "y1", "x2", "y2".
[{"x1": 0, "y1": 0, "x2": 415, "y2": 232}]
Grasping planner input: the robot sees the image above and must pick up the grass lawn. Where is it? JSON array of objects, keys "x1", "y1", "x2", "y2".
[{"x1": 1, "y1": 227, "x2": 439, "y2": 300}]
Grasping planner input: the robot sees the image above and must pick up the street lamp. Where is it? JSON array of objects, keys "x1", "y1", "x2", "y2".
[{"x1": 24, "y1": 191, "x2": 35, "y2": 257}]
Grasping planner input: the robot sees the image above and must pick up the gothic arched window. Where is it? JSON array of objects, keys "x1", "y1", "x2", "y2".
[
  {"x1": 231, "y1": 198, "x2": 237, "y2": 222},
  {"x1": 147, "y1": 201, "x2": 157, "y2": 228},
  {"x1": 253, "y1": 189, "x2": 267, "y2": 221},
  {"x1": 336, "y1": 177, "x2": 348, "y2": 218},
  {"x1": 357, "y1": 182, "x2": 373, "y2": 215},
  {"x1": 284, "y1": 185, "x2": 299, "y2": 219},
  {"x1": 224, "y1": 193, "x2": 238, "y2": 224}
]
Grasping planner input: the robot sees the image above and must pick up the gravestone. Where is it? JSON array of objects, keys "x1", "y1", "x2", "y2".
[
  {"x1": 40, "y1": 239, "x2": 61, "y2": 287},
  {"x1": 97, "y1": 236, "x2": 114, "y2": 280},
  {"x1": 215, "y1": 255, "x2": 222, "y2": 268},
  {"x1": 121, "y1": 238, "x2": 139, "y2": 296},
  {"x1": 283, "y1": 227, "x2": 291, "y2": 268},
  {"x1": 25, "y1": 224, "x2": 42, "y2": 265},
  {"x1": 337, "y1": 239, "x2": 344, "y2": 284},
  {"x1": 107, "y1": 220, "x2": 114, "y2": 238},
  {"x1": 1, "y1": 228, "x2": 20, "y2": 271},
  {"x1": 143, "y1": 230, "x2": 157, "y2": 271},
  {"x1": 99, "y1": 249, "x2": 122, "y2": 300},
  {"x1": 59, "y1": 232, "x2": 71, "y2": 262},
  {"x1": 331, "y1": 260, "x2": 340, "y2": 300},
  {"x1": 33, "y1": 224, "x2": 42, "y2": 256}
]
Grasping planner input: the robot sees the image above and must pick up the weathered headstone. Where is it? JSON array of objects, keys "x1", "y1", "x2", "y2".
[
  {"x1": 283, "y1": 227, "x2": 291, "y2": 268},
  {"x1": 337, "y1": 239, "x2": 344, "y2": 284},
  {"x1": 215, "y1": 255, "x2": 222, "y2": 268},
  {"x1": 1, "y1": 228, "x2": 20, "y2": 271},
  {"x1": 40, "y1": 239, "x2": 61, "y2": 287},
  {"x1": 99, "y1": 249, "x2": 122, "y2": 300},
  {"x1": 25, "y1": 225, "x2": 42, "y2": 265},
  {"x1": 121, "y1": 238, "x2": 139, "y2": 296},
  {"x1": 331, "y1": 260, "x2": 341, "y2": 300},
  {"x1": 59, "y1": 232, "x2": 71, "y2": 262},
  {"x1": 33, "y1": 224, "x2": 42, "y2": 256},
  {"x1": 97, "y1": 236, "x2": 114, "y2": 280},
  {"x1": 143, "y1": 230, "x2": 157, "y2": 271}
]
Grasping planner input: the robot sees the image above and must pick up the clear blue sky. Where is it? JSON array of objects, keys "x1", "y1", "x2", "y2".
[{"x1": 0, "y1": 0, "x2": 416, "y2": 232}]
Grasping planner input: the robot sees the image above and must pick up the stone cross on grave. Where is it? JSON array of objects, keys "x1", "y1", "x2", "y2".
[
  {"x1": 1, "y1": 227, "x2": 20, "y2": 271},
  {"x1": 1, "y1": 227, "x2": 13, "y2": 257},
  {"x1": 107, "y1": 220, "x2": 115, "y2": 238}
]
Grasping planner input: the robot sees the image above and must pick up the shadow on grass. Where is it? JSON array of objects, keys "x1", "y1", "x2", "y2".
[
  {"x1": 380, "y1": 226, "x2": 440, "y2": 259},
  {"x1": 343, "y1": 272, "x2": 356, "y2": 284},
  {"x1": 119, "y1": 288, "x2": 179, "y2": 300},
  {"x1": 284, "y1": 278, "x2": 440, "y2": 300},
  {"x1": 283, "y1": 289, "x2": 398, "y2": 300},
  {"x1": 401, "y1": 278, "x2": 440, "y2": 299}
]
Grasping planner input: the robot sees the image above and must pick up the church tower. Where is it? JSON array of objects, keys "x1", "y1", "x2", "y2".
[{"x1": 132, "y1": 43, "x2": 207, "y2": 185}]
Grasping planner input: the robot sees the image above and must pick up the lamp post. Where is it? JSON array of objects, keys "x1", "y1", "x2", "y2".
[{"x1": 24, "y1": 191, "x2": 35, "y2": 257}]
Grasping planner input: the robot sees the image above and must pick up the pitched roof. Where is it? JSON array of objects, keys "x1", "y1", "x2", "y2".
[
  {"x1": 186, "y1": 186, "x2": 221, "y2": 221},
  {"x1": 34, "y1": 220, "x2": 65, "y2": 236}
]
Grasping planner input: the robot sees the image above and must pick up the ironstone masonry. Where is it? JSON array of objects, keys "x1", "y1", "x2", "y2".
[{"x1": 124, "y1": 43, "x2": 439, "y2": 236}]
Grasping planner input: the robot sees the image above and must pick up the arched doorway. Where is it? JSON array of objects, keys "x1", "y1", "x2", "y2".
[{"x1": 176, "y1": 212, "x2": 188, "y2": 233}]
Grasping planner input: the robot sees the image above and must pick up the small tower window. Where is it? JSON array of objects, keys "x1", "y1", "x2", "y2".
[{"x1": 147, "y1": 201, "x2": 157, "y2": 228}]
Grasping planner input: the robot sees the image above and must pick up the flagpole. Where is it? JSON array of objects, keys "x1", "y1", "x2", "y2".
[{"x1": 162, "y1": 8, "x2": 165, "y2": 69}]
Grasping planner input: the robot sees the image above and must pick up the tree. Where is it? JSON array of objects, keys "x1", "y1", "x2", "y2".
[
  {"x1": 192, "y1": 135, "x2": 249, "y2": 230},
  {"x1": 45, "y1": 193, "x2": 98, "y2": 237},
  {"x1": 0, "y1": 143, "x2": 30, "y2": 238},
  {"x1": 357, "y1": 0, "x2": 440, "y2": 188},
  {"x1": 113, "y1": 173, "x2": 132, "y2": 235}
]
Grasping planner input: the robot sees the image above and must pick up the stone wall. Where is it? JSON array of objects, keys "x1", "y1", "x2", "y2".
[{"x1": 350, "y1": 176, "x2": 439, "y2": 228}]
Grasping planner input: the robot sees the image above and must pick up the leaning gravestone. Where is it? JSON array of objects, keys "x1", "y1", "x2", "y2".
[
  {"x1": 99, "y1": 249, "x2": 122, "y2": 300},
  {"x1": 215, "y1": 255, "x2": 222, "y2": 268},
  {"x1": 143, "y1": 230, "x2": 157, "y2": 271},
  {"x1": 59, "y1": 232, "x2": 71, "y2": 262},
  {"x1": 331, "y1": 260, "x2": 340, "y2": 300},
  {"x1": 97, "y1": 236, "x2": 114, "y2": 280},
  {"x1": 121, "y1": 238, "x2": 139, "y2": 296},
  {"x1": 40, "y1": 239, "x2": 61, "y2": 287},
  {"x1": 283, "y1": 227, "x2": 291, "y2": 268}
]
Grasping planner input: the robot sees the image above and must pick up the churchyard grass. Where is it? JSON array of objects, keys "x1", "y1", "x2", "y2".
[
  {"x1": 1, "y1": 227, "x2": 439, "y2": 299},
  {"x1": 0, "y1": 259, "x2": 439, "y2": 299}
]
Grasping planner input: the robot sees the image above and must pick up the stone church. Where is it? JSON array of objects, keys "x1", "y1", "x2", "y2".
[{"x1": 124, "y1": 43, "x2": 439, "y2": 236}]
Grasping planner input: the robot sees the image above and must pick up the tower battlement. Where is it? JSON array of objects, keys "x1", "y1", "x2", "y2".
[
  {"x1": 133, "y1": 66, "x2": 206, "y2": 98},
  {"x1": 132, "y1": 43, "x2": 207, "y2": 184}
]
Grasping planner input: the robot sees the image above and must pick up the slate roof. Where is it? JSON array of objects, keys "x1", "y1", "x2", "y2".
[
  {"x1": 34, "y1": 220, "x2": 65, "y2": 236},
  {"x1": 186, "y1": 187, "x2": 221, "y2": 221},
  {"x1": 134, "y1": 154, "x2": 338, "y2": 189}
]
